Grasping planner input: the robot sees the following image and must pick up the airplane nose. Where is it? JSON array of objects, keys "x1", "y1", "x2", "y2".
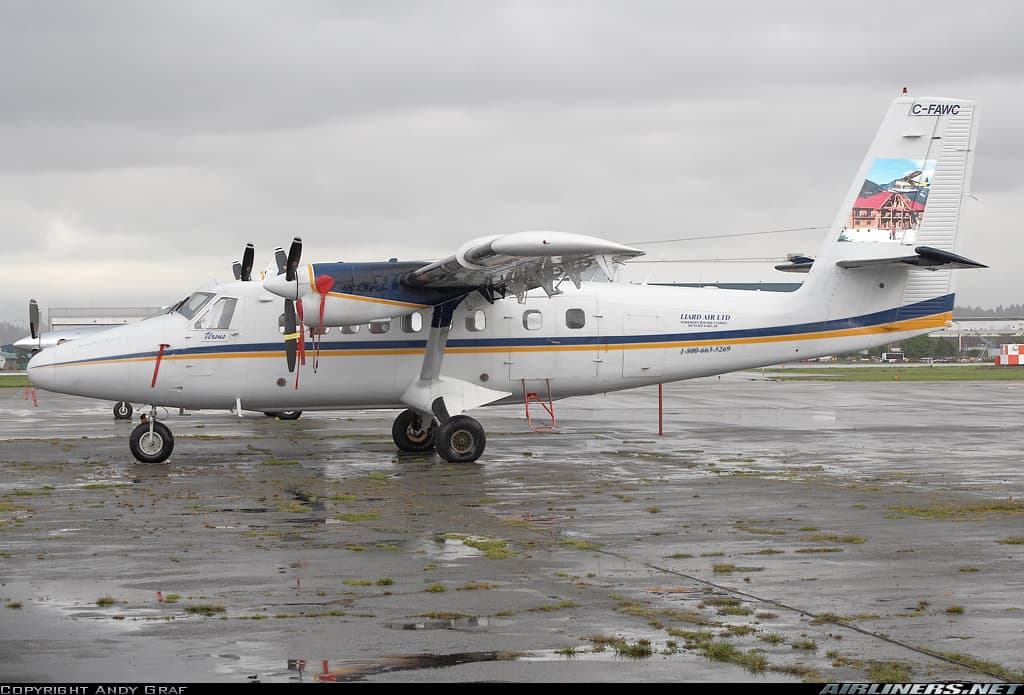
[
  {"x1": 263, "y1": 271, "x2": 304, "y2": 300},
  {"x1": 27, "y1": 349, "x2": 57, "y2": 391}
]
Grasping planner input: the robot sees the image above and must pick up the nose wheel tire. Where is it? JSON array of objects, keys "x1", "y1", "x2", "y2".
[
  {"x1": 129, "y1": 422, "x2": 174, "y2": 463},
  {"x1": 113, "y1": 401, "x2": 133, "y2": 420},
  {"x1": 392, "y1": 409, "x2": 437, "y2": 452},
  {"x1": 435, "y1": 415, "x2": 486, "y2": 463}
]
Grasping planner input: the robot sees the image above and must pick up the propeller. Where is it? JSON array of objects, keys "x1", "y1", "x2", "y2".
[
  {"x1": 231, "y1": 261, "x2": 242, "y2": 281},
  {"x1": 285, "y1": 237, "x2": 302, "y2": 282},
  {"x1": 282, "y1": 299, "x2": 298, "y2": 373},
  {"x1": 274, "y1": 247, "x2": 287, "y2": 276},
  {"x1": 240, "y1": 243, "x2": 255, "y2": 281},
  {"x1": 29, "y1": 299, "x2": 40, "y2": 340},
  {"x1": 278, "y1": 237, "x2": 304, "y2": 379}
]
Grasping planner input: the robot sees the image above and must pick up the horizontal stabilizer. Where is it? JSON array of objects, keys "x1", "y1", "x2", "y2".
[{"x1": 836, "y1": 246, "x2": 987, "y2": 270}]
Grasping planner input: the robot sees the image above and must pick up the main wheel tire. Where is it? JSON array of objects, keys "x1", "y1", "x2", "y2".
[
  {"x1": 435, "y1": 415, "x2": 486, "y2": 463},
  {"x1": 129, "y1": 421, "x2": 174, "y2": 464},
  {"x1": 392, "y1": 409, "x2": 436, "y2": 452},
  {"x1": 113, "y1": 401, "x2": 133, "y2": 420},
  {"x1": 264, "y1": 410, "x2": 302, "y2": 420}
]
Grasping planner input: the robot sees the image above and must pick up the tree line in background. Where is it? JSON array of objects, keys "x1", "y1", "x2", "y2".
[{"x1": 954, "y1": 304, "x2": 1024, "y2": 318}]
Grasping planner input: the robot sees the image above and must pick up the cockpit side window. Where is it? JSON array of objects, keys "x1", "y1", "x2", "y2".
[
  {"x1": 175, "y1": 292, "x2": 215, "y2": 320},
  {"x1": 194, "y1": 297, "x2": 238, "y2": 330}
]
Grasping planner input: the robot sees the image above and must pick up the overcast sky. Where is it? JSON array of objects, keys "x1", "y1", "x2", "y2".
[{"x1": 2, "y1": 0, "x2": 1021, "y2": 328}]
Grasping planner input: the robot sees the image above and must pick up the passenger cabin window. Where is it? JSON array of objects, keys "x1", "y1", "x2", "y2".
[
  {"x1": 195, "y1": 297, "x2": 237, "y2": 330},
  {"x1": 466, "y1": 310, "x2": 486, "y2": 332},
  {"x1": 401, "y1": 312, "x2": 423, "y2": 333},
  {"x1": 368, "y1": 319, "x2": 391, "y2": 334},
  {"x1": 523, "y1": 310, "x2": 543, "y2": 331},
  {"x1": 565, "y1": 308, "x2": 586, "y2": 329},
  {"x1": 175, "y1": 292, "x2": 215, "y2": 320},
  {"x1": 340, "y1": 325, "x2": 360, "y2": 334}
]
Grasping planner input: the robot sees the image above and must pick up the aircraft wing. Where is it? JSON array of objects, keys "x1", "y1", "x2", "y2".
[{"x1": 403, "y1": 231, "x2": 644, "y2": 300}]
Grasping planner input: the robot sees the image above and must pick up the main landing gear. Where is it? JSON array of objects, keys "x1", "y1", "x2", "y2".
[
  {"x1": 390, "y1": 409, "x2": 486, "y2": 463},
  {"x1": 129, "y1": 408, "x2": 174, "y2": 464}
]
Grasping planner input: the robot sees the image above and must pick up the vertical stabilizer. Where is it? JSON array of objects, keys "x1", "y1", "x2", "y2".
[{"x1": 801, "y1": 95, "x2": 979, "y2": 318}]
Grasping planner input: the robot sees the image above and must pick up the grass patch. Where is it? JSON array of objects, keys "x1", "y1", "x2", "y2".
[
  {"x1": 424, "y1": 583, "x2": 446, "y2": 593},
  {"x1": 735, "y1": 522, "x2": 786, "y2": 536},
  {"x1": 959, "y1": 566, "x2": 979, "y2": 573},
  {"x1": 81, "y1": 483, "x2": 129, "y2": 490},
  {"x1": 262, "y1": 459, "x2": 300, "y2": 466},
  {"x1": 713, "y1": 563, "x2": 762, "y2": 574},
  {"x1": 700, "y1": 641, "x2": 768, "y2": 674},
  {"x1": 277, "y1": 501, "x2": 310, "y2": 513},
  {"x1": 802, "y1": 533, "x2": 866, "y2": 544},
  {"x1": 367, "y1": 472, "x2": 391, "y2": 481},
  {"x1": 445, "y1": 533, "x2": 517, "y2": 559},
  {"x1": 376, "y1": 577, "x2": 394, "y2": 586},
  {"x1": 419, "y1": 611, "x2": 469, "y2": 620},
  {"x1": 945, "y1": 605, "x2": 965, "y2": 614},
  {"x1": 0, "y1": 374, "x2": 29, "y2": 387},
  {"x1": 457, "y1": 582, "x2": 493, "y2": 591},
  {"x1": 665, "y1": 552, "x2": 693, "y2": 559},
  {"x1": 795, "y1": 547, "x2": 844, "y2": 553},
  {"x1": 759, "y1": 633, "x2": 785, "y2": 644},
  {"x1": 334, "y1": 512, "x2": 380, "y2": 522},
  {"x1": 718, "y1": 606, "x2": 753, "y2": 616},
  {"x1": 13, "y1": 490, "x2": 51, "y2": 496},
  {"x1": 888, "y1": 499, "x2": 1024, "y2": 520},
  {"x1": 96, "y1": 596, "x2": 118, "y2": 607},
  {"x1": 328, "y1": 493, "x2": 357, "y2": 501},
  {"x1": 866, "y1": 661, "x2": 913, "y2": 683},
  {"x1": 996, "y1": 536, "x2": 1024, "y2": 545},
  {"x1": 163, "y1": 594, "x2": 180, "y2": 604},
  {"x1": 916, "y1": 649, "x2": 1024, "y2": 681},
  {"x1": 647, "y1": 507, "x2": 662, "y2": 514},
  {"x1": 791, "y1": 639, "x2": 817, "y2": 651},
  {"x1": 343, "y1": 579, "x2": 372, "y2": 587},
  {"x1": 6, "y1": 602, "x2": 23, "y2": 609},
  {"x1": 752, "y1": 549, "x2": 784, "y2": 555},
  {"x1": 527, "y1": 600, "x2": 578, "y2": 613},
  {"x1": 185, "y1": 604, "x2": 226, "y2": 616},
  {"x1": 613, "y1": 639, "x2": 653, "y2": 660}
]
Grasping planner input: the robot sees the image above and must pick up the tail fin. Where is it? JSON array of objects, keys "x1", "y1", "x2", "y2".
[{"x1": 800, "y1": 94, "x2": 981, "y2": 320}]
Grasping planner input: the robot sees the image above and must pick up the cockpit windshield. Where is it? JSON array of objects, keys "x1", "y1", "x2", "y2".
[{"x1": 172, "y1": 292, "x2": 215, "y2": 320}]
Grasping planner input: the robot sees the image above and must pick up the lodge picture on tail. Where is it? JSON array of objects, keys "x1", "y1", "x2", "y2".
[{"x1": 27, "y1": 94, "x2": 985, "y2": 464}]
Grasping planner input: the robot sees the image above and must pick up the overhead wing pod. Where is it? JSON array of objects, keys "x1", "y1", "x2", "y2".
[{"x1": 406, "y1": 230, "x2": 644, "y2": 301}]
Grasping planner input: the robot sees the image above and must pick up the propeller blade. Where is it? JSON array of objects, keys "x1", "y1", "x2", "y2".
[
  {"x1": 29, "y1": 299, "x2": 40, "y2": 340},
  {"x1": 285, "y1": 237, "x2": 302, "y2": 282},
  {"x1": 240, "y1": 243, "x2": 255, "y2": 282},
  {"x1": 231, "y1": 261, "x2": 242, "y2": 281},
  {"x1": 274, "y1": 247, "x2": 287, "y2": 276},
  {"x1": 283, "y1": 299, "x2": 297, "y2": 373}
]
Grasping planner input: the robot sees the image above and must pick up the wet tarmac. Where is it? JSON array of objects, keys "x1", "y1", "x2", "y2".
[{"x1": 1, "y1": 374, "x2": 1022, "y2": 683}]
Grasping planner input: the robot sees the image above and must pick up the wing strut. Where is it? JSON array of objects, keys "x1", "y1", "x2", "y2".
[{"x1": 399, "y1": 297, "x2": 510, "y2": 424}]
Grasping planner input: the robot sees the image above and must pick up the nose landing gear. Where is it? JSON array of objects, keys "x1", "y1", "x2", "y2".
[{"x1": 129, "y1": 408, "x2": 174, "y2": 463}]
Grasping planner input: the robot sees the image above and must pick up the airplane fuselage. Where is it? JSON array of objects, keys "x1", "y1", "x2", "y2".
[{"x1": 27, "y1": 277, "x2": 951, "y2": 413}]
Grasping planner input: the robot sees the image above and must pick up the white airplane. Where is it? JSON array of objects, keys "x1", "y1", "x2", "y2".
[{"x1": 27, "y1": 93, "x2": 985, "y2": 464}]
